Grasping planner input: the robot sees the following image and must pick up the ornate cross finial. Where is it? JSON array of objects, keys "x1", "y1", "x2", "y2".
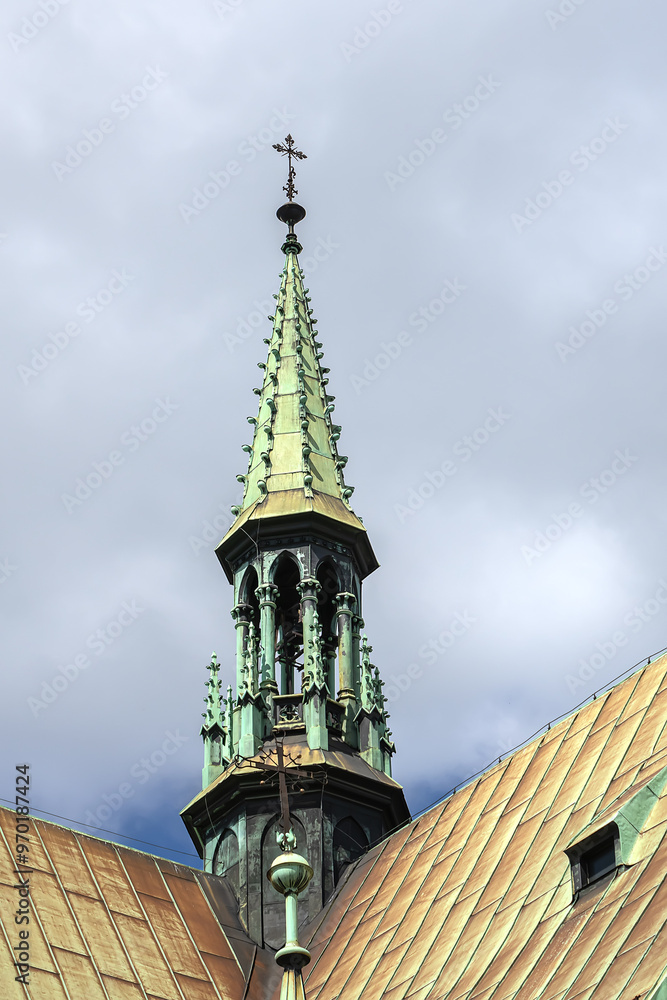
[
  {"x1": 236, "y1": 738, "x2": 325, "y2": 850},
  {"x1": 272, "y1": 134, "x2": 307, "y2": 202}
]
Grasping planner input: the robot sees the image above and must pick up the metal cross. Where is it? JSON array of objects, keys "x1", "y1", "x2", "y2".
[
  {"x1": 272, "y1": 134, "x2": 307, "y2": 202},
  {"x1": 235, "y1": 738, "x2": 323, "y2": 848}
]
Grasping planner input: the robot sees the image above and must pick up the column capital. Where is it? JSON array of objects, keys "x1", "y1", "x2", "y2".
[
  {"x1": 334, "y1": 592, "x2": 357, "y2": 614},
  {"x1": 255, "y1": 583, "x2": 279, "y2": 608},
  {"x1": 231, "y1": 603, "x2": 253, "y2": 625},
  {"x1": 296, "y1": 578, "x2": 321, "y2": 601}
]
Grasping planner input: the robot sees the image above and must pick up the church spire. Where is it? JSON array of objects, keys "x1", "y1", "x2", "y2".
[
  {"x1": 219, "y1": 146, "x2": 374, "y2": 580},
  {"x1": 181, "y1": 147, "x2": 409, "y2": 949}
]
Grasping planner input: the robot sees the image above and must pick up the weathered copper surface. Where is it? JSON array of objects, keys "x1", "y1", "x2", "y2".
[
  {"x1": 0, "y1": 810, "x2": 279, "y2": 999},
  {"x1": 301, "y1": 654, "x2": 667, "y2": 1000}
]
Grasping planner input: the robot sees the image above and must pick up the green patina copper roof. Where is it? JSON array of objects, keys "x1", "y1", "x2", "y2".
[{"x1": 221, "y1": 231, "x2": 368, "y2": 548}]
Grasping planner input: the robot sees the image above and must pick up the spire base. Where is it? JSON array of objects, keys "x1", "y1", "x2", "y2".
[{"x1": 281, "y1": 232, "x2": 303, "y2": 255}]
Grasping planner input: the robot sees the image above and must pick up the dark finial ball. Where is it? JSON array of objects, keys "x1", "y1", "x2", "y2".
[{"x1": 277, "y1": 203, "x2": 306, "y2": 227}]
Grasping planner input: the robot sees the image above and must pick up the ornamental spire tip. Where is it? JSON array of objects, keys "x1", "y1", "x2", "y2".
[{"x1": 274, "y1": 134, "x2": 307, "y2": 234}]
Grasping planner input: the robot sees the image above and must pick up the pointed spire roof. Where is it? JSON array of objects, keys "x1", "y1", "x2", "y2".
[{"x1": 216, "y1": 182, "x2": 378, "y2": 580}]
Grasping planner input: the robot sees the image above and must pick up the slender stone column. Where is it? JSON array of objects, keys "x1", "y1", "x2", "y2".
[
  {"x1": 324, "y1": 642, "x2": 336, "y2": 697},
  {"x1": 231, "y1": 604, "x2": 252, "y2": 694},
  {"x1": 297, "y1": 578, "x2": 321, "y2": 689},
  {"x1": 352, "y1": 614, "x2": 364, "y2": 703},
  {"x1": 256, "y1": 584, "x2": 279, "y2": 687},
  {"x1": 335, "y1": 593, "x2": 358, "y2": 747},
  {"x1": 334, "y1": 593, "x2": 356, "y2": 699}
]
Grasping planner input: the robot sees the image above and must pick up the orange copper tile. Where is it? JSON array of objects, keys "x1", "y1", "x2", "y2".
[
  {"x1": 29, "y1": 872, "x2": 87, "y2": 954},
  {"x1": 67, "y1": 891, "x2": 136, "y2": 980},
  {"x1": 118, "y1": 850, "x2": 172, "y2": 901},
  {"x1": 101, "y1": 977, "x2": 147, "y2": 1000},
  {"x1": 547, "y1": 725, "x2": 617, "y2": 820},
  {"x1": 0, "y1": 810, "x2": 54, "y2": 877},
  {"x1": 615, "y1": 721, "x2": 665, "y2": 781},
  {"x1": 0, "y1": 930, "x2": 33, "y2": 999},
  {"x1": 523, "y1": 727, "x2": 590, "y2": 821},
  {"x1": 51, "y1": 947, "x2": 108, "y2": 999},
  {"x1": 488, "y1": 911, "x2": 564, "y2": 1000},
  {"x1": 504, "y1": 740, "x2": 562, "y2": 813},
  {"x1": 470, "y1": 896, "x2": 551, "y2": 996},
  {"x1": 441, "y1": 902, "x2": 522, "y2": 999},
  {"x1": 15, "y1": 967, "x2": 69, "y2": 1000},
  {"x1": 112, "y1": 912, "x2": 181, "y2": 1000},
  {"x1": 163, "y1": 873, "x2": 237, "y2": 961},
  {"x1": 199, "y1": 952, "x2": 245, "y2": 994},
  {"x1": 139, "y1": 893, "x2": 209, "y2": 980},
  {"x1": 175, "y1": 974, "x2": 220, "y2": 999},
  {"x1": 592, "y1": 940, "x2": 651, "y2": 996},
  {"x1": 589, "y1": 682, "x2": 635, "y2": 735},
  {"x1": 462, "y1": 806, "x2": 531, "y2": 901},
  {"x1": 477, "y1": 809, "x2": 548, "y2": 910},
  {"x1": 38, "y1": 825, "x2": 99, "y2": 898},
  {"x1": 616, "y1": 873, "x2": 667, "y2": 954},
  {"x1": 484, "y1": 751, "x2": 533, "y2": 813},
  {"x1": 535, "y1": 901, "x2": 619, "y2": 998},
  {"x1": 500, "y1": 810, "x2": 570, "y2": 911},
  {"x1": 0, "y1": 881, "x2": 57, "y2": 973},
  {"x1": 79, "y1": 838, "x2": 144, "y2": 919},
  {"x1": 409, "y1": 888, "x2": 485, "y2": 993},
  {"x1": 618, "y1": 661, "x2": 666, "y2": 723},
  {"x1": 620, "y1": 921, "x2": 667, "y2": 997},
  {"x1": 561, "y1": 892, "x2": 652, "y2": 998},
  {"x1": 445, "y1": 803, "x2": 506, "y2": 892}
]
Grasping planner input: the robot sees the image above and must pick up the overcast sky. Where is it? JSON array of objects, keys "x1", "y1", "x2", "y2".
[{"x1": 3, "y1": 0, "x2": 667, "y2": 864}]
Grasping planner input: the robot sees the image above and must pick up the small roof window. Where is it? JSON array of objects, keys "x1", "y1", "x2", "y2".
[{"x1": 566, "y1": 824, "x2": 623, "y2": 899}]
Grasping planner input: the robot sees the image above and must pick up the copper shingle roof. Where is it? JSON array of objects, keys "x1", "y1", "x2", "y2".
[
  {"x1": 3, "y1": 655, "x2": 667, "y2": 999},
  {"x1": 300, "y1": 654, "x2": 667, "y2": 1000},
  {"x1": 0, "y1": 809, "x2": 280, "y2": 999}
]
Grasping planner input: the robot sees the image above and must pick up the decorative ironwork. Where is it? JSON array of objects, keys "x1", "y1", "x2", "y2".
[{"x1": 272, "y1": 134, "x2": 307, "y2": 202}]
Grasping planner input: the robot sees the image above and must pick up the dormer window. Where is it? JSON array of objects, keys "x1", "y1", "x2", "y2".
[
  {"x1": 580, "y1": 836, "x2": 617, "y2": 886},
  {"x1": 566, "y1": 824, "x2": 623, "y2": 899}
]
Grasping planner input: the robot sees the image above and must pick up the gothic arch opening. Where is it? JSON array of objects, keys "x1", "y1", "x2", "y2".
[
  {"x1": 214, "y1": 827, "x2": 240, "y2": 901},
  {"x1": 261, "y1": 813, "x2": 308, "y2": 949},
  {"x1": 273, "y1": 554, "x2": 302, "y2": 695},
  {"x1": 239, "y1": 566, "x2": 260, "y2": 628},
  {"x1": 333, "y1": 816, "x2": 368, "y2": 884}
]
